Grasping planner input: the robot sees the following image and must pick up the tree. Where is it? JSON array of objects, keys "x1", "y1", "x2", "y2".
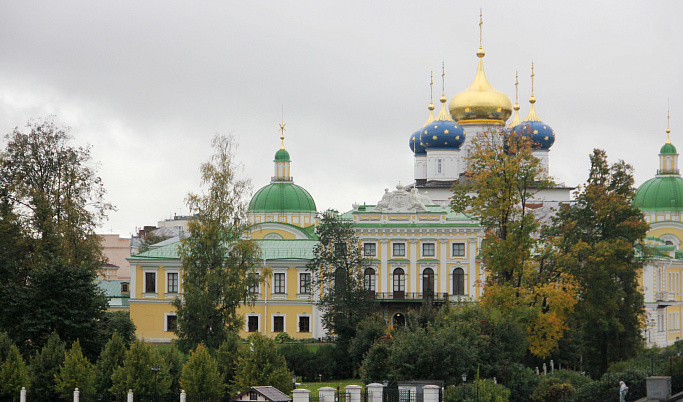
[
  {"x1": 233, "y1": 333, "x2": 293, "y2": 395},
  {"x1": 30, "y1": 332, "x2": 66, "y2": 401},
  {"x1": 95, "y1": 333, "x2": 127, "y2": 394},
  {"x1": 216, "y1": 332, "x2": 243, "y2": 392},
  {"x1": 550, "y1": 149, "x2": 648, "y2": 375},
  {"x1": 55, "y1": 341, "x2": 96, "y2": 397},
  {"x1": 173, "y1": 134, "x2": 260, "y2": 353},
  {"x1": 0, "y1": 345, "x2": 28, "y2": 396},
  {"x1": 110, "y1": 340, "x2": 171, "y2": 395},
  {"x1": 307, "y1": 209, "x2": 378, "y2": 376},
  {"x1": 451, "y1": 129, "x2": 578, "y2": 358},
  {"x1": 102, "y1": 311, "x2": 137, "y2": 347},
  {"x1": 0, "y1": 118, "x2": 113, "y2": 356},
  {"x1": 164, "y1": 345, "x2": 185, "y2": 395},
  {"x1": 180, "y1": 343, "x2": 224, "y2": 396}
]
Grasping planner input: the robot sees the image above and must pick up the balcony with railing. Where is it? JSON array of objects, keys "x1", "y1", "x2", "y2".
[
  {"x1": 371, "y1": 291, "x2": 458, "y2": 302},
  {"x1": 655, "y1": 291, "x2": 678, "y2": 305}
]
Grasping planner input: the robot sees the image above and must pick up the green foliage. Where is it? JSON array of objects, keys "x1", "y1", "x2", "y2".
[
  {"x1": 348, "y1": 314, "x2": 387, "y2": 371},
  {"x1": 55, "y1": 341, "x2": 96, "y2": 397},
  {"x1": 0, "y1": 331, "x2": 13, "y2": 363},
  {"x1": 95, "y1": 333, "x2": 127, "y2": 394},
  {"x1": 274, "y1": 332, "x2": 293, "y2": 344},
  {"x1": 572, "y1": 368, "x2": 647, "y2": 402},
  {"x1": 358, "y1": 338, "x2": 391, "y2": 384},
  {"x1": 102, "y1": 311, "x2": 137, "y2": 347},
  {"x1": 110, "y1": 340, "x2": 171, "y2": 394},
  {"x1": 30, "y1": 332, "x2": 65, "y2": 400},
  {"x1": 173, "y1": 134, "x2": 260, "y2": 353},
  {"x1": 308, "y1": 209, "x2": 378, "y2": 377},
  {"x1": 444, "y1": 380, "x2": 511, "y2": 402},
  {"x1": 180, "y1": 344, "x2": 224, "y2": 396},
  {"x1": 550, "y1": 149, "x2": 648, "y2": 375},
  {"x1": 0, "y1": 344, "x2": 29, "y2": 396},
  {"x1": 216, "y1": 332, "x2": 243, "y2": 392},
  {"x1": 164, "y1": 345, "x2": 185, "y2": 395},
  {"x1": 233, "y1": 333, "x2": 293, "y2": 395}
]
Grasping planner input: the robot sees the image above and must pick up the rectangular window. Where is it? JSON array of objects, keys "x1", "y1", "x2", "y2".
[
  {"x1": 334, "y1": 242, "x2": 347, "y2": 256},
  {"x1": 249, "y1": 273, "x2": 260, "y2": 294},
  {"x1": 167, "y1": 272, "x2": 178, "y2": 293},
  {"x1": 422, "y1": 243, "x2": 435, "y2": 257},
  {"x1": 273, "y1": 316, "x2": 284, "y2": 332},
  {"x1": 166, "y1": 315, "x2": 177, "y2": 332},
  {"x1": 249, "y1": 391, "x2": 258, "y2": 401},
  {"x1": 393, "y1": 243, "x2": 406, "y2": 257},
  {"x1": 274, "y1": 273, "x2": 285, "y2": 294},
  {"x1": 299, "y1": 316, "x2": 310, "y2": 333},
  {"x1": 121, "y1": 283, "x2": 129, "y2": 293},
  {"x1": 363, "y1": 243, "x2": 376, "y2": 257},
  {"x1": 452, "y1": 243, "x2": 465, "y2": 257},
  {"x1": 247, "y1": 316, "x2": 259, "y2": 332},
  {"x1": 437, "y1": 159, "x2": 442, "y2": 174},
  {"x1": 145, "y1": 272, "x2": 156, "y2": 293},
  {"x1": 299, "y1": 272, "x2": 311, "y2": 294}
]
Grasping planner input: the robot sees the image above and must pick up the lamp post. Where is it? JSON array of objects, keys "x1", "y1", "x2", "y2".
[
  {"x1": 461, "y1": 373, "x2": 467, "y2": 383},
  {"x1": 292, "y1": 373, "x2": 297, "y2": 389},
  {"x1": 151, "y1": 366, "x2": 160, "y2": 396}
]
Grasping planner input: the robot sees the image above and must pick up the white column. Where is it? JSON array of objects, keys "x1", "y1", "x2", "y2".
[
  {"x1": 409, "y1": 239, "x2": 418, "y2": 294},
  {"x1": 422, "y1": 385, "x2": 440, "y2": 402},
  {"x1": 128, "y1": 389, "x2": 134, "y2": 402},
  {"x1": 293, "y1": 389, "x2": 311, "y2": 402},
  {"x1": 439, "y1": 239, "x2": 449, "y2": 296},
  {"x1": 379, "y1": 239, "x2": 389, "y2": 294},
  {"x1": 468, "y1": 237, "x2": 478, "y2": 299},
  {"x1": 180, "y1": 390, "x2": 186, "y2": 402},
  {"x1": 318, "y1": 387, "x2": 336, "y2": 402},
  {"x1": 20, "y1": 387, "x2": 26, "y2": 402},
  {"x1": 367, "y1": 383, "x2": 384, "y2": 402},
  {"x1": 74, "y1": 388, "x2": 80, "y2": 402},
  {"x1": 346, "y1": 385, "x2": 362, "y2": 402}
]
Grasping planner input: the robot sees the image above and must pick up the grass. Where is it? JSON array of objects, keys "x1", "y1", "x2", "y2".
[{"x1": 296, "y1": 379, "x2": 365, "y2": 392}]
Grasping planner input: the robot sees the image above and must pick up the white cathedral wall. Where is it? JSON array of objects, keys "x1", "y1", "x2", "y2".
[
  {"x1": 414, "y1": 155, "x2": 427, "y2": 180},
  {"x1": 425, "y1": 149, "x2": 460, "y2": 181}
]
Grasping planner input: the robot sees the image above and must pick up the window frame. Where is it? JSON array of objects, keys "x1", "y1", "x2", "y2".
[
  {"x1": 364, "y1": 267, "x2": 376, "y2": 293},
  {"x1": 166, "y1": 271, "x2": 179, "y2": 294},
  {"x1": 143, "y1": 270, "x2": 157, "y2": 295},
  {"x1": 299, "y1": 272, "x2": 311, "y2": 294},
  {"x1": 393, "y1": 243, "x2": 406, "y2": 257},
  {"x1": 393, "y1": 268, "x2": 405, "y2": 292},
  {"x1": 164, "y1": 313, "x2": 177, "y2": 332},
  {"x1": 452, "y1": 242, "x2": 466, "y2": 257},
  {"x1": 422, "y1": 242, "x2": 435, "y2": 257},
  {"x1": 453, "y1": 267, "x2": 465, "y2": 295},
  {"x1": 273, "y1": 272, "x2": 286, "y2": 294},
  {"x1": 246, "y1": 314, "x2": 260, "y2": 333},
  {"x1": 363, "y1": 243, "x2": 377, "y2": 257},
  {"x1": 272, "y1": 315, "x2": 285, "y2": 333},
  {"x1": 297, "y1": 314, "x2": 311, "y2": 333}
]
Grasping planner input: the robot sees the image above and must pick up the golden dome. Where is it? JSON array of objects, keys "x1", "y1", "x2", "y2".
[{"x1": 449, "y1": 47, "x2": 513, "y2": 125}]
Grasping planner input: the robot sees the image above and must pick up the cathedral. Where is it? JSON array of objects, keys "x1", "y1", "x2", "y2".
[{"x1": 126, "y1": 24, "x2": 682, "y2": 348}]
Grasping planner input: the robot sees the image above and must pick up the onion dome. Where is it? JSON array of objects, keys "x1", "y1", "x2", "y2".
[
  {"x1": 422, "y1": 67, "x2": 465, "y2": 149},
  {"x1": 511, "y1": 64, "x2": 555, "y2": 149},
  {"x1": 449, "y1": 46, "x2": 512, "y2": 124},
  {"x1": 409, "y1": 99, "x2": 435, "y2": 155},
  {"x1": 661, "y1": 128, "x2": 677, "y2": 155}
]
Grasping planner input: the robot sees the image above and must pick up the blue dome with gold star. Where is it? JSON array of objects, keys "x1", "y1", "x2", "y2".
[
  {"x1": 409, "y1": 129, "x2": 427, "y2": 155},
  {"x1": 512, "y1": 120, "x2": 555, "y2": 149},
  {"x1": 421, "y1": 120, "x2": 465, "y2": 149}
]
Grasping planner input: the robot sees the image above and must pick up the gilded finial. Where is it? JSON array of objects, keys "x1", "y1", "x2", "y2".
[
  {"x1": 523, "y1": 64, "x2": 541, "y2": 122},
  {"x1": 515, "y1": 71, "x2": 520, "y2": 108},
  {"x1": 436, "y1": 62, "x2": 453, "y2": 121},
  {"x1": 529, "y1": 62, "x2": 536, "y2": 103},
  {"x1": 476, "y1": 9, "x2": 485, "y2": 58},
  {"x1": 279, "y1": 106, "x2": 286, "y2": 150},
  {"x1": 666, "y1": 104, "x2": 672, "y2": 143},
  {"x1": 423, "y1": 72, "x2": 436, "y2": 126}
]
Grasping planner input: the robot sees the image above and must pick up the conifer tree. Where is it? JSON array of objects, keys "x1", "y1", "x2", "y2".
[
  {"x1": 180, "y1": 343, "x2": 224, "y2": 396},
  {"x1": 233, "y1": 333, "x2": 293, "y2": 395},
  {"x1": 55, "y1": 340, "x2": 95, "y2": 397},
  {"x1": 216, "y1": 332, "x2": 243, "y2": 391},
  {"x1": 95, "y1": 333, "x2": 127, "y2": 394},
  {"x1": 0, "y1": 344, "x2": 29, "y2": 396},
  {"x1": 0, "y1": 331, "x2": 13, "y2": 363},
  {"x1": 110, "y1": 340, "x2": 171, "y2": 395},
  {"x1": 164, "y1": 345, "x2": 185, "y2": 395},
  {"x1": 30, "y1": 332, "x2": 65, "y2": 400}
]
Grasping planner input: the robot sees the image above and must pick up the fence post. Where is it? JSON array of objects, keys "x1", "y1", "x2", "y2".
[
  {"x1": 346, "y1": 385, "x2": 362, "y2": 402},
  {"x1": 366, "y1": 383, "x2": 383, "y2": 402},
  {"x1": 423, "y1": 385, "x2": 440, "y2": 402},
  {"x1": 180, "y1": 389, "x2": 186, "y2": 402},
  {"x1": 319, "y1": 386, "x2": 336, "y2": 402},
  {"x1": 128, "y1": 388, "x2": 134, "y2": 402},
  {"x1": 293, "y1": 388, "x2": 311, "y2": 402},
  {"x1": 20, "y1": 387, "x2": 26, "y2": 402},
  {"x1": 74, "y1": 387, "x2": 80, "y2": 402}
]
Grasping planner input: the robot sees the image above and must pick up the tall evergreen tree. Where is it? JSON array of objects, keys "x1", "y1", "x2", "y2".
[
  {"x1": 307, "y1": 209, "x2": 378, "y2": 376},
  {"x1": 110, "y1": 340, "x2": 171, "y2": 395},
  {"x1": 30, "y1": 332, "x2": 65, "y2": 401},
  {"x1": 550, "y1": 149, "x2": 648, "y2": 375},
  {"x1": 173, "y1": 134, "x2": 260, "y2": 353},
  {"x1": 95, "y1": 333, "x2": 127, "y2": 394},
  {"x1": 233, "y1": 333, "x2": 293, "y2": 395},
  {"x1": 164, "y1": 345, "x2": 185, "y2": 395},
  {"x1": 0, "y1": 344, "x2": 29, "y2": 397},
  {"x1": 180, "y1": 343, "x2": 224, "y2": 396},
  {"x1": 216, "y1": 332, "x2": 243, "y2": 392},
  {"x1": 55, "y1": 341, "x2": 96, "y2": 397}
]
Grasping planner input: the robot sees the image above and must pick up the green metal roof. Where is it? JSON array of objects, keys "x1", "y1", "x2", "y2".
[
  {"x1": 274, "y1": 149, "x2": 290, "y2": 162},
  {"x1": 249, "y1": 182, "x2": 317, "y2": 213},
  {"x1": 634, "y1": 175, "x2": 683, "y2": 211},
  {"x1": 661, "y1": 143, "x2": 678, "y2": 155}
]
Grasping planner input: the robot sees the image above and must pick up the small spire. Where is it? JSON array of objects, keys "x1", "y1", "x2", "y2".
[
  {"x1": 510, "y1": 71, "x2": 522, "y2": 127},
  {"x1": 279, "y1": 107, "x2": 286, "y2": 150},
  {"x1": 436, "y1": 62, "x2": 453, "y2": 121},
  {"x1": 424, "y1": 71, "x2": 436, "y2": 126},
  {"x1": 667, "y1": 105, "x2": 672, "y2": 144},
  {"x1": 477, "y1": 9, "x2": 485, "y2": 58},
  {"x1": 523, "y1": 63, "x2": 541, "y2": 122}
]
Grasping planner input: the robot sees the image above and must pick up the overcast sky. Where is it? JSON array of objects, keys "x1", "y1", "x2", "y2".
[{"x1": 1, "y1": 1, "x2": 682, "y2": 237}]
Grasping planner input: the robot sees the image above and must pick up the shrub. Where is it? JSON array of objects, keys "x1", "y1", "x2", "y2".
[{"x1": 274, "y1": 332, "x2": 293, "y2": 344}]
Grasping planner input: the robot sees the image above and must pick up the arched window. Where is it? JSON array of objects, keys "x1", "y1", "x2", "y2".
[
  {"x1": 393, "y1": 313, "x2": 406, "y2": 328},
  {"x1": 334, "y1": 268, "x2": 347, "y2": 294},
  {"x1": 453, "y1": 268, "x2": 465, "y2": 295},
  {"x1": 422, "y1": 268, "x2": 434, "y2": 298},
  {"x1": 393, "y1": 268, "x2": 405, "y2": 299},
  {"x1": 364, "y1": 268, "x2": 376, "y2": 295}
]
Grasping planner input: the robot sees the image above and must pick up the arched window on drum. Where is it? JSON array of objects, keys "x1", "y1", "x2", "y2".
[{"x1": 453, "y1": 267, "x2": 465, "y2": 296}]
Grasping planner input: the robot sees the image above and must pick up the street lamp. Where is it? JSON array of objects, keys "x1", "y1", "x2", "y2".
[
  {"x1": 461, "y1": 373, "x2": 467, "y2": 383},
  {"x1": 292, "y1": 373, "x2": 297, "y2": 389},
  {"x1": 151, "y1": 366, "x2": 161, "y2": 396}
]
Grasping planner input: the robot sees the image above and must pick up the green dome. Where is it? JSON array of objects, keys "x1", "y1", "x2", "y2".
[
  {"x1": 634, "y1": 176, "x2": 683, "y2": 211},
  {"x1": 275, "y1": 149, "x2": 290, "y2": 162},
  {"x1": 249, "y1": 182, "x2": 316, "y2": 213},
  {"x1": 660, "y1": 143, "x2": 677, "y2": 155}
]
